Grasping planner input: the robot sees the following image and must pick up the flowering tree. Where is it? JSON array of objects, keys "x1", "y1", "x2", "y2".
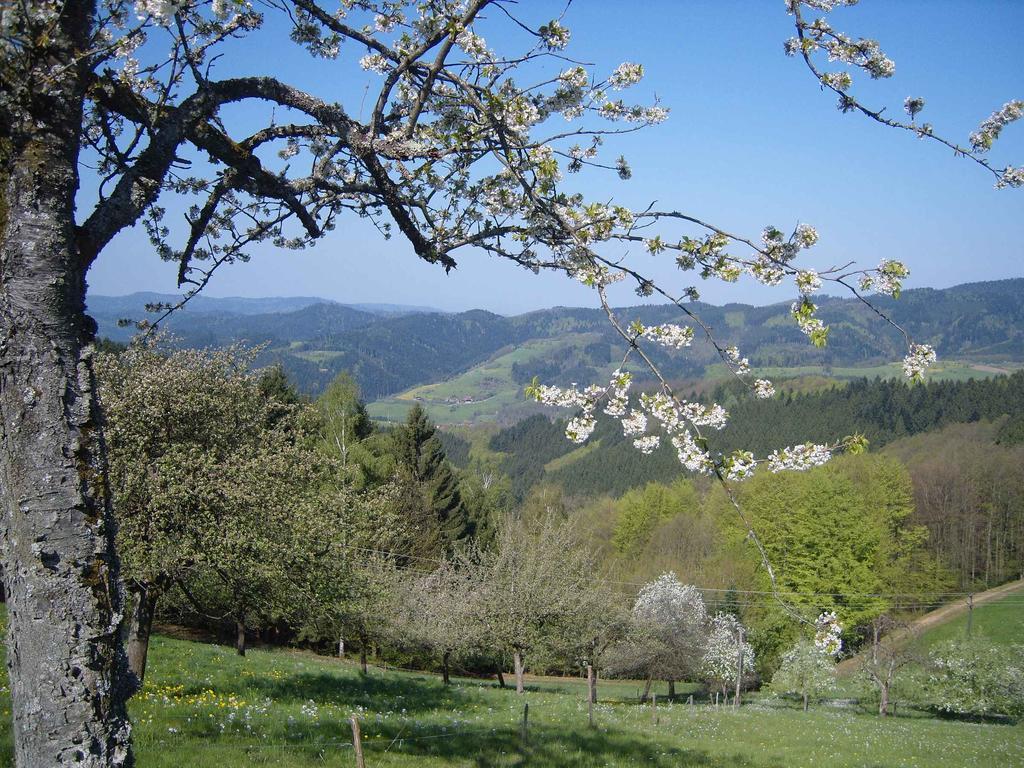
[
  {"x1": 1, "y1": 0, "x2": 1021, "y2": 764},
  {"x1": 390, "y1": 557, "x2": 484, "y2": 685},
  {"x1": 700, "y1": 612, "x2": 756, "y2": 702},
  {"x1": 769, "y1": 638, "x2": 836, "y2": 711},
  {"x1": 607, "y1": 572, "x2": 708, "y2": 701},
  {"x1": 927, "y1": 639, "x2": 1024, "y2": 719}
]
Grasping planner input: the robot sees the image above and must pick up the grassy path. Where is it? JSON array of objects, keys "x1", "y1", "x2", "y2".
[{"x1": 837, "y1": 578, "x2": 1024, "y2": 673}]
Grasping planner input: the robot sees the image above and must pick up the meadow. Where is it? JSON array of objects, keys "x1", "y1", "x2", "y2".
[{"x1": 1, "y1": 624, "x2": 1021, "y2": 767}]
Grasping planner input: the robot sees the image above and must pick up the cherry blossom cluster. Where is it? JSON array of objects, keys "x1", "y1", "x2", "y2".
[
  {"x1": 753, "y1": 379, "x2": 776, "y2": 399},
  {"x1": 791, "y1": 298, "x2": 829, "y2": 347},
  {"x1": 997, "y1": 166, "x2": 1024, "y2": 189},
  {"x1": 902, "y1": 343, "x2": 937, "y2": 381},
  {"x1": 766, "y1": 443, "x2": 832, "y2": 473},
  {"x1": 724, "y1": 450, "x2": 757, "y2": 481},
  {"x1": 795, "y1": 269, "x2": 822, "y2": 295},
  {"x1": 969, "y1": 101, "x2": 1024, "y2": 153},
  {"x1": 134, "y1": 0, "x2": 183, "y2": 24},
  {"x1": 858, "y1": 259, "x2": 909, "y2": 297},
  {"x1": 603, "y1": 369, "x2": 632, "y2": 417},
  {"x1": 786, "y1": 17, "x2": 895, "y2": 82},
  {"x1": 814, "y1": 611, "x2": 843, "y2": 656},
  {"x1": 608, "y1": 62, "x2": 644, "y2": 90},
  {"x1": 642, "y1": 323, "x2": 694, "y2": 350},
  {"x1": 724, "y1": 346, "x2": 750, "y2": 375}
]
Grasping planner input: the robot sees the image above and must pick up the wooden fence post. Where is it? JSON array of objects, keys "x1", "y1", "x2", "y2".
[
  {"x1": 350, "y1": 716, "x2": 366, "y2": 768},
  {"x1": 521, "y1": 702, "x2": 529, "y2": 747}
]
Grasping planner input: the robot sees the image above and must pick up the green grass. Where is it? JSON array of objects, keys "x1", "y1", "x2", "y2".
[
  {"x1": 2, "y1": 628, "x2": 1022, "y2": 767},
  {"x1": 913, "y1": 585, "x2": 1024, "y2": 650},
  {"x1": 366, "y1": 334, "x2": 618, "y2": 425}
]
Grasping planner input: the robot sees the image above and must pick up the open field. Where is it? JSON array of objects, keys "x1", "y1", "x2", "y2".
[
  {"x1": 2, "y1": 625, "x2": 1021, "y2": 767},
  {"x1": 706, "y1": 360, "x2": 1021, "y2": 384},
  {"x1": 366, "y1": 333, "x2": 618, "y2": 425}
]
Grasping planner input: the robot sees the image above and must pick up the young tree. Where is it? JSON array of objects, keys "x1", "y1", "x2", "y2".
[
  {"x1": 860, "y1": 614, "x2": 919, "y2": 717},
  {"x1": 476, "y1": 513, "x2": 603, "y2": 694},
  {"x1": 770, "y1": 637, "x2": 836, "y2": 711},
  {"x1": 316, "y1": 372, "x2": 374, "y2": 483},
  {"x1": 391, "y1": 558, "x2": 483, "y2": 685},
  {"x1": 1, "y1": 0, "x2": 1019, "y2": 763},
  {"x1": 607, "y1": 572, "x2": 708, "y2": 701},
  {"x1": 700, "y1": 612, "x2": 756, "y2": 703}
]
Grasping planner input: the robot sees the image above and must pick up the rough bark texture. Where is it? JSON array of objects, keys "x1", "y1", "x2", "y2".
[
  {"x1": 588, "y1": 664, "x2": 597, "y2": 704},
  {"x1": 125, "y1": 584, "x2": 158, "y2": 686},
  {"x1": 513, "y1": 650, "x2": 525, "y2": 694},
  {"x1": 360, "y1": 647, "x2": 368, "y2": 674},
  {"x1": 442, "y1": 650, "x2": 451, "y2": 686},
  {"x1": 0, "y1": 3, "x2": 135, "y2": 761},
  {"x1": 235, "y1": 619, "x2": 247, "y2": 656},
  {"x1": 496, "y1": 667, "x2": 506, "y2": 688}
]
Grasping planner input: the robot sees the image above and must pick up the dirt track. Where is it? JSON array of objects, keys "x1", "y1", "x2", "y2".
[{"x1": 836, "y1": 578, "x2": 1024, "y2": 673}]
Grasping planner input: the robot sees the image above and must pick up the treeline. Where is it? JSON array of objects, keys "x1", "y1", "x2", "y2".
[{"x1": 489, "y1": 371, "x2": 1024, "y2": 498}]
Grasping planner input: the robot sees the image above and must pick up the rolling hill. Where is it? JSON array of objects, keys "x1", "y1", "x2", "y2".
[{"x1": 89, "y1": 278, "x2": 1024, "y2": 403}]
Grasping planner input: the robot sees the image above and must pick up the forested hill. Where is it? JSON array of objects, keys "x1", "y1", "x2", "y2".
[
  {"x1": 90, "y1": 278, "x2": 1024, "y2": 398},
  {"x1": 481, "y1": 370, "x2": 1024, "y2": 499}
]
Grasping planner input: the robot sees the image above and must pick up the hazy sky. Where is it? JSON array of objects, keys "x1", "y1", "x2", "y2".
[{"x1": 85, "y1": 1, "x2": 1024, "y2": 315}]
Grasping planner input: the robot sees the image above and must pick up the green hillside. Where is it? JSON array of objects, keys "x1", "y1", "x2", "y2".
[{"x1": 93, "y1": 278, "x2": 1024, "y2": 400}]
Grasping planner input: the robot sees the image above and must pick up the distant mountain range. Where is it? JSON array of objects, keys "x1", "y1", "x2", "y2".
[{"x1": 88, "y1": 278, "x2": 1024, "y2": 400}]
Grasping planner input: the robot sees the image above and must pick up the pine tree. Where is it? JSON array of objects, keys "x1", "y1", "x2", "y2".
[{"x1": 394, "y1": 405, "x2": 470, "y2": 552}]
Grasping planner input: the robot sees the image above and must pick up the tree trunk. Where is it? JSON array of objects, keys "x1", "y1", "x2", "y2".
[
  {"x1": 667, "y1": 680, "x2": 675, "y2": 700},
  {"x1": 442, "y1": 650, "x2": 451, "y2": 685},
  {"x1": 360, "y1": 646, "x2": 368, "y2": 675},
  {"x1": 878, "y1": 682, "x2": 889, "y2": 717},
  {"x1": 0, "y1": 6, "x2": 135, "y2": 762},
  {"x1": 235, "y1": 619, "x2": 246, "y2": 656},
  {"x1": 513, "y1": 650, "x2": 525, "y2": 694},
  {"x1": 338, "y1": 637, "x2": 345, "y2": 657},
  {"x1": 126, "y1": 583, "x2": 159, "y2": 686},
  {"x1": 496, "y1": 666, "x2": 506, "y2": 688},
  {"x1": 640, "y1": 674, "x2": 653, "y2": 703},
  {"x1": 803, "y1": 692, "x2": 809, "y2": 712},
  {"x1": 588, "y1": 665, "x2": 597, "y2": 704}
]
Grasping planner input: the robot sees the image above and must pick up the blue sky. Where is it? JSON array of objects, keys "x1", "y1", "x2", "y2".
[{"x1": 85, "y1": 0, "x2": 1024, "y2": 314}]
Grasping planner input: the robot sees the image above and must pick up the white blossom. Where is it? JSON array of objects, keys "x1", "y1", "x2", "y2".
[
  {"x1": 621, "y1": 409, "x2": 647, "y2": 437},
  {"x1": 902, "y1": 343, "x2": 936, "y2": 380},
  {"x1": 632, "y1": 435, "x2": 661, "y2": 454},
  {"x1": 644, "y1": 323, "x2": 694, "y2": 350},
  {"x1": 766, "y1": 443, "x2": 832, "y2": 473},
  {"x1": 796, "y1": 269, "x2": 822, "y2": 295},
  {"x1": 753, "y1": 379, "x2": 775, "y2": 399},
  {"x1": 608, "y1": 62, "x2": 644, "y2": 90},
  {"x1": 814, "y1": 611, "x2": 843, "y2": 656}
]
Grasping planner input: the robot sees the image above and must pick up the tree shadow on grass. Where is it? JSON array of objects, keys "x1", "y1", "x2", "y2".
[
  {"x1": 360, "y1": 724, "x2": 787, "y2": 768},
  {"x1": 247, "y1": 670, "x2": 476, "y2": 712}
]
